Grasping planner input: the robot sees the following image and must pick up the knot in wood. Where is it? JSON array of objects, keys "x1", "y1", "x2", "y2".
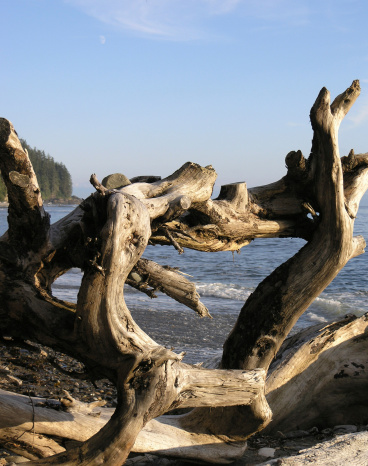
[
  {"x1": 9, "y1": 171, "x2": 30, "y2": 188},
  {"x1": 285, "y1": 151, "x2": 307, "y2": 181}
]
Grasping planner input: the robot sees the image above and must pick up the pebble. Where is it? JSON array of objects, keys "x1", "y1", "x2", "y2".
[
  {"x1": 278, "y1": 430, "x2": 309, "y2": 439},
  {"x1": 333, "y1": 424, "x2": 358, "y2": 434},
  {"x1": 5, "y1": 456, "x2": 28, "y2": 464},
  {"x1": 130, "y1": 272, "x2": 142, "y2": 283},
  {"x1": 321, "y1": 428, "x2": 333, "y2": 435},
  {"x1": 125, "y1": 454, "x2": 161, "y2": 464},
  {"x1": 308, "y1": 426, "x2": 319, "y2": 434},
  {"x1": 258, "y1": 447, "x2": 276, "y2": 458}
]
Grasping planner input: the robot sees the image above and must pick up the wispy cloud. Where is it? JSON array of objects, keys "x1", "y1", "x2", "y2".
[
  {"x1": 347, "y1": 99, "x2": 368, "y2": 126},
  {"x1": 65, "y1": 0, "x2": 224, "y2": 40},
  {"x1": 287, "y1": 121, "x2": 305, "y2": 127},
  {"x1": 243, "y1": 0, "x2": 310, "y2": 24},
  {"x1": 99, "y1": 35, "x2": 106, "y2": 44},
  {"x1": 64, "y1": 0, "x2": 311, "y2": 41},
  {"x1": 204, "y1": 0, "x2": 243, "y2": 15}
]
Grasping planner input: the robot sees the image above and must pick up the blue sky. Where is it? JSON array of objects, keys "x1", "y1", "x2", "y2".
[{"x1": 1, "y1": 0, "x2": 368, "y2": 198}]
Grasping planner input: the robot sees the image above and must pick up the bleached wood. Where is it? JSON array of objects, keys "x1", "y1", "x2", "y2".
[
  {"x1": 0, "y1": 81, "x2": 367, "y2": 465},
  {"x1": 175, "y1": 365, "x2": 266, "y2": 408},
  {"x1": 0, "y1": 119, "x2": 50, "y2": 265},
  {"x1": 170, "y1": 80, "x2": 367, "y2": 446},
  {"x1": 0, "y1": 390, "x2": 246, "y2": 463},
  {"x1": 133, "y1": 258, "x2": 211, "y2": 317},
  {"x1": 0, "y1": 390, "x2": 111, "y2": 442},
  {"x1": 265, "y1": 313, "x2": 368, "y2": 432}
]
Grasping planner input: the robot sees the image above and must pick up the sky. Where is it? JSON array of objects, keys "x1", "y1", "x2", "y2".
[{"x1": 1, "y1": 0, "x2": 368, "y2": 199}]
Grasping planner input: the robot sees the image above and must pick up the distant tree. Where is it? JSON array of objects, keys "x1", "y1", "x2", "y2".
[
  {"x1": 0, "y1": 140, "x2": 73, "y2": 201},
  {"x1": 0, "y1": 176, "x2": 6, "y2": 201},
  {"x1": 56, "y1": 161, "x2": 73, "y2": 198}
]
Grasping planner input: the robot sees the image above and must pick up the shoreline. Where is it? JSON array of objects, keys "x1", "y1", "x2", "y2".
[{"x1": 0, "y1": 200, "x2": 82, "y2": 209}]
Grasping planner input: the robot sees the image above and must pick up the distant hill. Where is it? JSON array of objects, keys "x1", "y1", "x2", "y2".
[{"x1": 0, "y1": 139, "x2": 72, "y2": 202}]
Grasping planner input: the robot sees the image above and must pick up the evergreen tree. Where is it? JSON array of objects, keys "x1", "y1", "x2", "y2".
[
  {"x1": 0, "y1": 176, "x2": 6, "y2": 202},
  {"x1": 0, "y1": 140, "x2": 73, "y2": 201}
]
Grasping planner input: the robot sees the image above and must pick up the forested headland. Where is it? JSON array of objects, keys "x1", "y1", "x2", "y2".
[{"x1": 0, "y1": 139, "x2": 72, "y2": 201}]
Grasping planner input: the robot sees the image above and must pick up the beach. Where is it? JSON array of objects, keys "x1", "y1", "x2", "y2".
[
  {"x1": 1, "y1": 340, "x2": 368, "y2": 465},
  {"x1": 0, "y1": 204, "x2": 367, "y2": 464}
]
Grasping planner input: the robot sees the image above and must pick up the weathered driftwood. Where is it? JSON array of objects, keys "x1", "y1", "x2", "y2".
[
  {"x1": 0, "y1": 390, "x2": 248, "y2": 463},
  {"x1": 266, "y1": 312, "x2": 368, "y2": 433},
  {"x1": 0, "y1": 313, "x2": 367, "y2": 461},
  {"x1": 128, "y1": 258, "x2": 211, "y2": 317},
  {"x1": 0, "y1": 81, "x2": 367, "y2": 464}
]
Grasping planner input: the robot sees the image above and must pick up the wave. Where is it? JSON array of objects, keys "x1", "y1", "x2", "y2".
[
  {"x1": 303, "y1": 311, "x2": 328, "y2": 323},
  {"x1": 53, "y1": 284, "x2": 80, "y2": 290},
  {"x1": 314, "y1": 296, "x2": 342, "y2": 310},
  {"x1": 314, "y1": 293, "x2": 368, "y2": 314},
  {"x1": 51, "y1": 268, "x2": 368, "y2": 324},
  {"x1": 195, "y1": 282, "x2": 252, "y2": 301}
]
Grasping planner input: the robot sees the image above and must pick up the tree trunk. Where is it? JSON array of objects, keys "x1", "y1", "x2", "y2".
[{"x1": 0, "y1": 81, "x2": 367, "y2": 464}]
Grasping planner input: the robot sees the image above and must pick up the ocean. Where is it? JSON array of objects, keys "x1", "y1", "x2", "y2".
[{"x1": 1, "y1": 204, "x2": 367, "y2": 363}]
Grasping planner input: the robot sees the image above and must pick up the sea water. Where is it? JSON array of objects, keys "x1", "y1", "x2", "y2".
[{"x1": 1, "y1": 205, "x2": 367, "y2": 363}]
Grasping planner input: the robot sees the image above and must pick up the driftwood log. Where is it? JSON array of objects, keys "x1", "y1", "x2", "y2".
[
  {"x1": 0, "y1": 313, "x2": 367, "y2": 460},
  {"x1": 0, "y1": 81, "x2": 367, "y2": 464}
]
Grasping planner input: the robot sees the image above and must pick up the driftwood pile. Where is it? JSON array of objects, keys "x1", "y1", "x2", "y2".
[{"x1": 0, "y1": 81, "x2": 367, "y2": 464}]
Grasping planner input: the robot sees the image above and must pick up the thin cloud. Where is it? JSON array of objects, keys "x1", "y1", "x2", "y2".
[
  {"x1": 64, "y1": 0, "x2": 311, "y2": 41},
  {"x1": 347, "y1": 100, "x2": 368, "y2": 126},
  {"x1": 287, "y1": 121, "x2": 305, "y2": 127},
  {"x1": 204, "y1": 0, "x2": 243, "y2": 15},
  {"x1": 99, "y1": 35, "x2": 106, "y2": 44},
  {"x1": 243, "y1": 0, "x2": 310, "y2": 24}
]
